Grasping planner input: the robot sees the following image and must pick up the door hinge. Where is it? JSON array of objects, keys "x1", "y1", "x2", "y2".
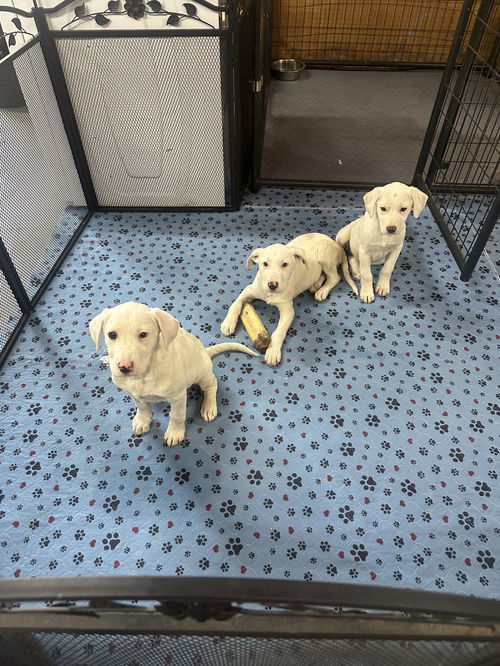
[{"x1": 251, "y1": 76, "x2": 264, "y2": 93}]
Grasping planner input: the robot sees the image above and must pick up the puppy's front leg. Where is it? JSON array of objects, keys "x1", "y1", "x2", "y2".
[
  {"x1": 375, "y1": 246, "x2": 402, "y2": 297},
  {"x1": 199, "y1": 369, "x2": 218, "y2": 422},
  {"x1": 132, "y1": 398, "x2": 152, "y2": 436},
  {"x1": 265, "y1": 302, "x2": 294, "y2": 366},
  {"x1": 358, "y1": 251, "x2": 375, "y2": 303},
  {"x1": 164, "y1": 388, "x2": 187, "y2": 447},
  {"x1": 221, "y1": 286, "x2": 256, "y2": 336}
]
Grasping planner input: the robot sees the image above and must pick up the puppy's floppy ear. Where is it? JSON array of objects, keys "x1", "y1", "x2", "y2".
[
  {"x1": 363, "y1": 187, "x2": 382, "y2": 218},
  {"x1": 246, "y1": 248, "x2": 263, "y2": 270},
  {"x1": 149, "y1": 308, "x2": 180, "y2": 349},
  {"x1": 89, "y1": 308, "x2": 110, "y2": 351},
  {"x1": 409, "y1": 187, "x2": 428, "y2": 218},
  {"x1": 292, "y1": 249, "x2": 306, "y2": 265}
]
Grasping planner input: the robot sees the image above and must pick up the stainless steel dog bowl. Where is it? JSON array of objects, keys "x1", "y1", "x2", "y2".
[{"x1": 271, "y1": 58, "x2": 305, "y2": 81}]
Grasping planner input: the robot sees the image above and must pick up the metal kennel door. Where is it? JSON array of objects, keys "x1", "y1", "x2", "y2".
[{"x1": 414, "y1": 0, "x2": 499, "y2": 280}]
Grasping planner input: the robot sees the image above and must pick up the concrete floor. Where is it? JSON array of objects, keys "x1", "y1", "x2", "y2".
[{"x1": 261, "y1": 69, "x2": 443, "y2": 185}]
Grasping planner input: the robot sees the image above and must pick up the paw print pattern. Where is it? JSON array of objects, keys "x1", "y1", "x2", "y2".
[
  {"x1": 476, "y1": 550, "x2": 495, "y2": 570},
  {"x1": 350, "y1": 544, "x2": 368, "y2": 562},
  {"x1": 102, "y1": 533, "x2": 120, "y2": 551},
  {"x1": 174, "y1": 468, "x2": 190, "y2": 485},
  {"x1": 247, "y1": 469, "x2": 263, "y2": 485},
  {"x1": 225, "y1": 537, "x2": 243, "y2": 556},
  {"x1": 136, "y1": 466, "x2": 152, "y2": 481},
  {"x1": 287, "y1": 473, "x2": 302, "y2": 490},
  {"x1": 0, "y1": 189, "x2": 496, "y2": 598},
  {"x1": 63, "y1": 465, "x2": 78, "y2": 480}
]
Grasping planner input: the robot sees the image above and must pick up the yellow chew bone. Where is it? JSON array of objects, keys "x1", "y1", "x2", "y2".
[{"x1": 240, "y1": 303, "x2": 271, "y2": 351}]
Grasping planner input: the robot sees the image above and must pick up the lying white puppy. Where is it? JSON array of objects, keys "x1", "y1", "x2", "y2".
[
  {"x1": 221, "y1": 232, "x2": 357, "y2": 365},
  {"x1": 335, "y1": 181, "x2": 428, "y2": 304},
  {"x1": 89, "y1": 302, "x2": 257, "y2": 446}
]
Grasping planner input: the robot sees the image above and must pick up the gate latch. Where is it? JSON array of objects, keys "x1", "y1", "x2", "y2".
[{"x1": 251, "y1": 76, "x2": 264, "y2": 93}]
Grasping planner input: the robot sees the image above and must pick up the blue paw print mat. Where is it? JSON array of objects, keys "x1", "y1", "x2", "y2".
[{"x1": 0, "y1": 188, "x2": 498, "y2": 600}]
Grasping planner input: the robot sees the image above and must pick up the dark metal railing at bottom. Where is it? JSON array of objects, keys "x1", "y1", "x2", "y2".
[{"x1": 1, "y1": 576, "x2": 500, "y2": 640}]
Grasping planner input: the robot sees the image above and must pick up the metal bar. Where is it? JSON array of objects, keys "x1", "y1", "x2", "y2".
[
  {"x1": 223, "y1": 0, "x2": 240, "y2": 210},
  {"x1": 51, "y1": 29, "x2": 226, "y2": 38},
  {"x1": 413, "y1": 0, "x2": 476, "y2": 181},
  {"x1": 1, "y1": 608, "x2": 500, "y2": 642},
  {"x1": 413, "y1": 176, "x2": 467, "y2": 273},
  {"x1": 1, "y1": 576, "x2": 500, "y2": 621},
  {"x1": 0, "y1": 311, "x2": 29, "y2": 370},
  {"x1": 460, "y1": 190, "x2": 500, "y2": 281},
  {"x1": 0, "y1": 238, "x2": 31, "y2": 313},
  {"x1": 41, "y1": 0, "x2": 226, "y2": 14},
  {"x1": 28, "y1": 209, "x2": 93, "y2": 309},
  {"x1": 426, "y1": 0, "x2": 496, "y2": 185},
  {"x1": 0, "y1": 4, "x2": 35, "y2": 18},
  {"x1": 33, "y1": 9, "x2": 98, "y2": 210}
]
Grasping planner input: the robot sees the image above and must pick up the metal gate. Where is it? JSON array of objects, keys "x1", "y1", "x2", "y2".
[
  {"x1": 1, "y1": 576, "x2": 500, "y2": 666},
  {"x1": 414, "y1": 0, "x2": 499, "y2": 280}
]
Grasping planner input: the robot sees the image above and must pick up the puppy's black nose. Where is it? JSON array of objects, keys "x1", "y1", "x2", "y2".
[
  {"x1": 268, "y1": 282, "x2": 278, "y2": 291},
  {"x1": 118, "y1": 363, "x2": 132, "y2": 374},
  {"x1": 386, "y1": 226, "x2": 397, "y2": 234}
]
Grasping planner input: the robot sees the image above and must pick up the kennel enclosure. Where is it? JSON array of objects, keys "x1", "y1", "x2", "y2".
[{"x1": 0, "y1": 1, "x2": 499, "y2": 664}]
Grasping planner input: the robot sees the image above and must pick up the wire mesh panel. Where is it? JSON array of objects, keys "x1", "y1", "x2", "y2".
[
  {"x1": 55, "y1": 35, "x2": 228, "y2": 209},
  {"x1": 1, "y1": 45, "x2": 87, "y2": 299},
  {"x1": 272, "y1": 0, "x2": 472, "y2": 66},
  {"x1": 0, "y1": 41, "x2": 87, "y2": 358},
  {"x1": 416, "y1": 0, "x2": 499, "y2": 279},
  {"x1": 0, "y1": 271, "x2": 22, "y2": 353},
  {"x1": 21, "y1": 631, "x2": 500, "y2": 666}
]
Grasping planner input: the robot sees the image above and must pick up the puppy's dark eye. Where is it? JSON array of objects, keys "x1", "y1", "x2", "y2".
[
  {"x1": 263, "y1": 261, "x2": 269, "y2": 267},
  {"x1": 139, "y1": 332, "x2": 148, "y2": 339},
  {"x1": 400, "y1": 207, "x2": 407, "y2": 212},
  {"x1": 380, "y1": 206, "x2": 387, "y2": 211},
  {"x1": 108, "y1": 331, "x2": 117, "y2": 340},
  {"x1": 282, "y1": 262, "x2": 288, "y2": 268}
]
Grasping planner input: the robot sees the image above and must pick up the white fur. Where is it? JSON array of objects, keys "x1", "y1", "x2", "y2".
[
  {"x1": 89, "y1": 302, "x2": 257, "y2": 446},
  {"x1": 221, "y1": 232, "x2": 357, "y2": 365},
  {"x1": 335, "y1": 182, "x2": 428, "y2": 304}
]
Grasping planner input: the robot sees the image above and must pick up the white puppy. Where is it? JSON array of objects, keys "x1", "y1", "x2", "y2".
[
  {"x1": 89, "y1": 302, "x2": 257, "y2": 446},
  {"x1": 335, "y1": 182, "x2": 428, "y2": 304},
  {"x1": 221, "y1": 232, "x2": 358, "y2": 365}
]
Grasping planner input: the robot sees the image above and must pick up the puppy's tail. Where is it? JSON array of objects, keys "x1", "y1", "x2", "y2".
[
  {"x1": 206, "y1": 343, "x2": 259, "y2": 358},
  {"x1": 340, "y1": 248, "x2": 359, "y2": 296}
]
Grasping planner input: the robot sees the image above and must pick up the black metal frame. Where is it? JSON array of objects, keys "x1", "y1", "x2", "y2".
[
  {"x1": 414, "y1": 0, "x2": 499, "y2": 281},
  {"x1": 1, "y1": 576, "x2": 500, "y2": 642}
]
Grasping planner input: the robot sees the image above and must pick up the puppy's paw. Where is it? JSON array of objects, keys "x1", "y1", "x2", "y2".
[
  {"x1": 164, "y1": 424, "x2": 185, "y2": 447},
  {"x1": 375, "y1": 280, "x2": 390, "y2": 297},
  {"x1": 201, "y1": 399, "x2": 218, "y2": 422},
  {"x1": 360, "y1": 286, "x2": 375, "y2": 303},
  {"x1": 221, "y1": 315, "x2": 237, "y2": 336},
  {"x1": 314, "y1": 286, "x2": 331, "y2": 302},
  {"x1": 265, "y1": 345, "x2": 282, "y2": 365},
  {"x1": 132, "y1": 416, "x2": 151, "y2": 436}
]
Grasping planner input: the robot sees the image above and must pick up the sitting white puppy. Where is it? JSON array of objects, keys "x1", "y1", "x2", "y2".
[
  {"x1": 89, "y1": 302, "x2": 257, "y2": 446},
  {"x1": 335, "y1": 182, "x2": 428, "y2": 304},
  {"x1": 221, "y1": 232, "x2": 357, "y2": 365}
]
